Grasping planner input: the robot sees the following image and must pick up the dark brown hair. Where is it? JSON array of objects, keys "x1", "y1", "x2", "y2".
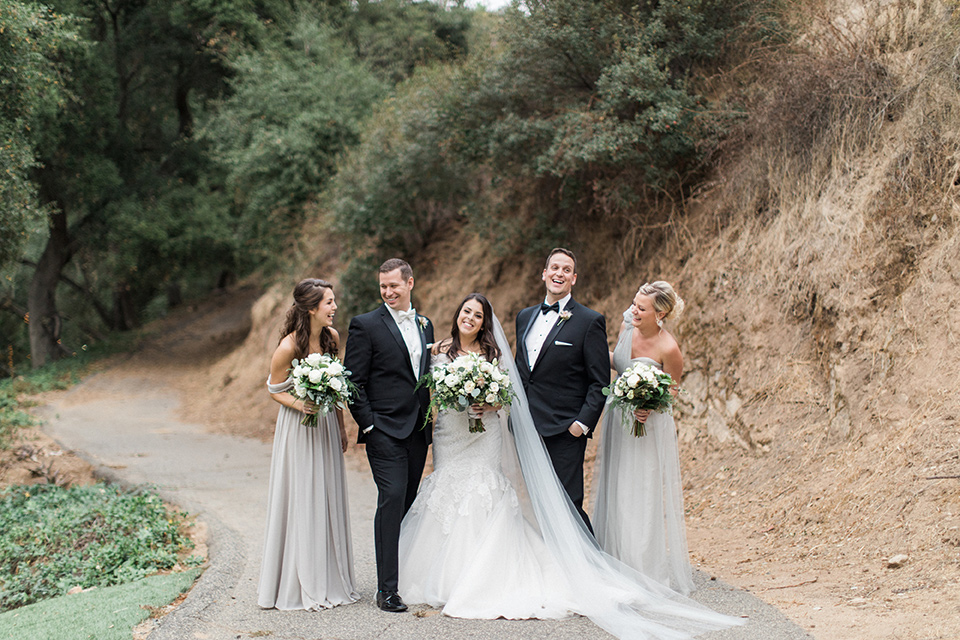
[
  {"x1": 279, "y1": 279, "x2": 338, "y2": 358},
  {"x1": 379, "y1": 258, "x2": 413, "y2": 281},
  {"x1": 544, "y1": 247, "x2": 577, "y2": 272},
  {"x1": 444, "y1": 293, "x2": 501, "y2": 362}
]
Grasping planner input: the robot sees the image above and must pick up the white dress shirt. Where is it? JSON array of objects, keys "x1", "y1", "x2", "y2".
[
  {"x1": 387, "y1": 304, "x2": 423, "y2": 379},
  {"x1": 525, "y1": 293, "x2": 571, "y2": 368}
]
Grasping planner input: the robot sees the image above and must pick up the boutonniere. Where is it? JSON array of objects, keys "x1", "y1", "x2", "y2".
[
  {"x1": 557, "y1": 310, "x2": 572, "y2": 326},
  {"x1": 418, "y1": 316, "x2": 429, "y2": 329}
]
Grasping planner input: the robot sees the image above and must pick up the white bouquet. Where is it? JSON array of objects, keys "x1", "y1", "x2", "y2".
[
  {"x1": 419, "y1": 352, "x2": 513, "y2": 433},
  {"x1": 602, "y1": 361, "x2": 675, "y2": 437},
  {"x1": 289, "y1": 353, "x2": 356, "y2": 427}
]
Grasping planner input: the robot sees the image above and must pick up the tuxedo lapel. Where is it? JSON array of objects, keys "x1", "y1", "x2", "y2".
[
  {"x1": 380, "y1": 306, "x2": 415, "y2": 377},
  {"x1": 518, "y1": 307, "x2": 538, "y2": 373}
]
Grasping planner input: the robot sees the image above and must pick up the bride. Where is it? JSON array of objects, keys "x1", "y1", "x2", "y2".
[{"x1": 398, "y1": 293, "x2": 743, "y2": 638}]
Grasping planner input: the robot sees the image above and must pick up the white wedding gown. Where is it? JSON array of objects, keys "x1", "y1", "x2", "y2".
[
  {"x1": 592, "y1": 322, "x2": 695, "y2": 594},
  {"x1": 399, "y1": 354, "x2": 575, "y2": 618},
  {"x1": 393, "y1": 320, "x2": 744, "y2": 639}
]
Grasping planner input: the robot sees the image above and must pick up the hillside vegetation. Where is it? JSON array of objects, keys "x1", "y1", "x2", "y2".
[
  {"x1": 7, "y1": 0, "x2": 958, "y2": 637},
  {"x1": 205, "y1": 1, "x2": 960, "y2": 637}
]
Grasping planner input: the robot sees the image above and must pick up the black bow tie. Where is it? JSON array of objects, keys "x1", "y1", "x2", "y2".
[{"x1": 540, "y1": 302, "x2": 560, "y2": 315}]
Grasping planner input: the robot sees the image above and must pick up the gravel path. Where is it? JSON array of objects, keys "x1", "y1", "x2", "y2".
[{"x1": 39, "y1": 373, "x2": 812, "y2": 640}]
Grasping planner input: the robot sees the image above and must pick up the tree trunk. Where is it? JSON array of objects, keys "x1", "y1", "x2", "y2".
[
  {"x1": 112, "y1": 283, "x2": 139, "y2": 331},
  {"x1": 27, "y1": 209, "x2": 71, "y2": 368}
]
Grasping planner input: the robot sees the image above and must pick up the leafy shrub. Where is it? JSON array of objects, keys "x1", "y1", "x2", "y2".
[
  {"x1": 0, "y1": 483, "x2": 200, "y2": 611},
  {"x1": 329, "y1": 0, "x2": 779, "y2": 298}
]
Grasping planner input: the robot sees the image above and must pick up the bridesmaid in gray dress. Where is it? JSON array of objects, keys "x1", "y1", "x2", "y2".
[
  {"x1": 592, "y1": 281, "x2": 695, "y2": 595},
  {"x1": 257, "y1": 279, "x2": 359, "y2": 610}
]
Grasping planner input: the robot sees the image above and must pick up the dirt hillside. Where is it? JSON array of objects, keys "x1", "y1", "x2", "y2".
[{"x1": 183, "y1": 2, "x2": 959, "y2": 638}]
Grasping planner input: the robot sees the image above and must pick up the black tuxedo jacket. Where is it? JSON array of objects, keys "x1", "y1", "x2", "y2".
[
  {"x1": 515, "y1": 298, "x2": 609, "y2": 438},
  {"x1": 344, "y1": 304, "x2": 434, "y2": 444}
]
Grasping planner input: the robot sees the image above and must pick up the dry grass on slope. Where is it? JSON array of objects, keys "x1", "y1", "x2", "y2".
[{"x1": 648, "y1": 1, "x2": 960, "y2": 637}]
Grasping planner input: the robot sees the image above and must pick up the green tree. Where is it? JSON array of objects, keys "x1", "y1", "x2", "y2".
[
  {"x1": 203, "y1": 15, "x2": 386, "y2": 267},
  {"x1": 18, "y1": 0, "x2": 274, "y2": 367},
  {"x1": 0, "y1": 0, "x2": 78, "y2": 268},
  {"x1": 338, "y1": 0, "x2": 473, "y2": 84}
]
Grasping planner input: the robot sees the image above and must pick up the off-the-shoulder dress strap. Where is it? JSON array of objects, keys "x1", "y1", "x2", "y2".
[{"x1": 266, "y1": 375, "x2": 294, "y2": 394}]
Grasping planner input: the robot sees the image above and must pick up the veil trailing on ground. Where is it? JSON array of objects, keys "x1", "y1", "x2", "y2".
[{"x1": 490, "y1": 314, "x2": 743, "y2": 639}]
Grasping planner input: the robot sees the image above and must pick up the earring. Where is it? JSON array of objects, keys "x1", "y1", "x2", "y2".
[{"x1": 656, "y1": 317, "x2": 664, "y2": 328}]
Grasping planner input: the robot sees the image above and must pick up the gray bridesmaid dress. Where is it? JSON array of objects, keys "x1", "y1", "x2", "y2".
[{"x1": 257, "y1": 376, "x2": 359, "y2": 610}]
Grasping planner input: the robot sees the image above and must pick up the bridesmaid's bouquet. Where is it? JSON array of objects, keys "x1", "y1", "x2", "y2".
[
  {"x1": 419, "y1": 352, "x2": 513, "y2": 433},
  {"x1": 289, "y1": 353, "x2": 357, "y2": 427},
  {"x1": 602, "y1": 362, "x2": 675, "y2": 437}
]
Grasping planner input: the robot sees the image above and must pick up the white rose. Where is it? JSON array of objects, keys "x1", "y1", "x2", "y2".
[
  {"x1": 464, "y1": 381, "x2": 476, "y2": 394},
  {"x1": 308, "y1": 369, "x2": 324, "y2": 384},
  {"x1": 444, "y1": 374, "x2": 459, "y2": 388},
  {"x1": 292, "y1": 366, "x2": 304, "y2": 379},
  {"x1": 489, "y1": 382, "x2": 499, "y2": 393},
  {"x1": 326, "y1": 361, "x2": 344, "y2": 376},
  {"x1": 329, "y1": 377, "x2": 343, "y2": 392},
  {"x1": 627, "y1": 374, "x2": 641, "y2": 388},
  {"x1": 305, "y1": 353, "x2": 323, "y2": 366},
  {"x1": 485, "y1": 393, "x2": 496, "y2": 404}
]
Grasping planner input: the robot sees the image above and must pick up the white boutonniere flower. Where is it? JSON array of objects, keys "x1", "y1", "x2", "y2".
[
  {"x1": 557, "y1": 310, "x2": 572, "y2": 326},
  {"x1": 418, "y1": 316, "x2": 429, "y2": 329}
]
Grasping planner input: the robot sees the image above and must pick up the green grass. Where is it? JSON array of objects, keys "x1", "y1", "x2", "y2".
[
  {"x1": 0, "y1": 568, "x2": 202, "y2": 640},
  {"x1": 0, "y1": 483, "x2": 203, "y2": 611}
]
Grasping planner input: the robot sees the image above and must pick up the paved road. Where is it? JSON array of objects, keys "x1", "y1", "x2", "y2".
[{"x1": 39, "y1": 373, "x2": 812, "y2": 640}]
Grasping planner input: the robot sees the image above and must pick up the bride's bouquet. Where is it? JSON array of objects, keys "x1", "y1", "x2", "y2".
[
  {"x1": 602, "y1": 362, "x2": 675, "y2": 437},
  {"x1": 419, "y1": 352, "x2": 513, "y2": 433},
  {"x1": 289, "y1": 353, "x2": 356, "y2": 427}
]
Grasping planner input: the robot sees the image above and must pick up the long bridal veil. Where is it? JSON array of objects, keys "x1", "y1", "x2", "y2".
[{"x1": 490, "y1": 314, "x2": 743, "y2": 639}]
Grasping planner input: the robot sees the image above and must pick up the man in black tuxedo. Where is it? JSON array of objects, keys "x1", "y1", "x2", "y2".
[
  {"x1": 344, "y1": 258, "x2": 433, "y2": 613},
  {"x1": 515, "y1": 248, "x2": 608, "y2": 533}
]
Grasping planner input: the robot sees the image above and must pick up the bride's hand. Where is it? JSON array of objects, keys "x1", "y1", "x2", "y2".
[
  {"x1": 468, "y1": 404, "x2": 484, "y2": 419},
  {"x1": 633, "y1": 409, "x2": 651, "y2": 423}
]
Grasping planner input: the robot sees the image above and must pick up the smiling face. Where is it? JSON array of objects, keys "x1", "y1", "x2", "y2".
[
  {"x1": 456, "y1": 298, "x2": 485, "y2": 342},
  {"x1": 309, "y1": 287, "x2": 338, "y2": 327},
  {"x1": 379, "y1": 268, "x2": 414, "y2": 311},
  {"x1": 542, "y1": 253, "x2": 577, "y2": 303},
  {"x1": 630, "y1": 292, "x2": 662, "y2": 329}
]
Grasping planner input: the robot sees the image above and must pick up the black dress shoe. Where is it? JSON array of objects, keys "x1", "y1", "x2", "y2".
[{"x1": 376, "y1": 591, "x2": 408, "y2": 613}]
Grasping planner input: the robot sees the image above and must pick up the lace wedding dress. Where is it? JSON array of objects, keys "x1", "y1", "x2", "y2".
[
  {"x1": 399, "y1": 353, "x2": 574, "y2": 619},
  {"x1": 397, "y1": 321, "x2": 742, "y2": 639},
  {"x1": 592, "y1": 322, "x2": 695, "y2": 594}
]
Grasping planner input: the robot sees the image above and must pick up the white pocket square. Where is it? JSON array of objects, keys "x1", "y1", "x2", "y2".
[{"x1": 554, "y1": 341, "x2": 573, "y2": 346}]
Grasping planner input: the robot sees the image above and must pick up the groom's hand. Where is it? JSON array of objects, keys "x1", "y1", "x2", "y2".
[{"x1": 568, "y1": 423, "x2": 585, "y2": 437}]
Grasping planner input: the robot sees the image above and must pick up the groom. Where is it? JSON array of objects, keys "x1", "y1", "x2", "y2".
[
  {"x1": 515, "y1": 248, "x2": 608, "y2": 533},
  {"x1": 344, "y1": 258, "x2": 433, "y2": 613}
]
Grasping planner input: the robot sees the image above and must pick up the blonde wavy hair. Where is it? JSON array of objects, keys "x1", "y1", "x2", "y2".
[{"x1": 637, "y1": 281, "x2": 685, "y2": 321}]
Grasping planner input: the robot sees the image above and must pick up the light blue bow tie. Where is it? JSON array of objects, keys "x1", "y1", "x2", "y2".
[{"x1": 397, "y1": 309, "x2": 417, "y2": 323}]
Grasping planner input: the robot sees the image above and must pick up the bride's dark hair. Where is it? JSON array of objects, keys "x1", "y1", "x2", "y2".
[
  {"x1": 280, "y1": 279, "x2": 338, "y2": 359},
  {"x1": 445, "y1": 293, "x2": 501, "y2": 362}
]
